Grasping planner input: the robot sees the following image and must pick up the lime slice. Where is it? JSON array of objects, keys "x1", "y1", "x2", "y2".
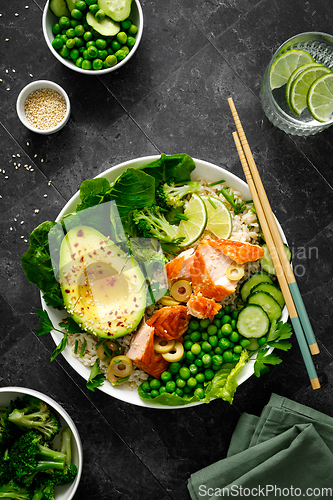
[
  {"x1": 285, "y1": 63, "x2": 322, "y2": 107},
  {"x1": 177, "y1": 194, "x2": 207, "y2": 247},
  {"x1": 307, "y1": 73, "x2": 333, "y2": 122},
  {"x1": 289, "y1": 65, "x2": 332, "y2": 115},
  {"x1": 269, "y1": 49, "x2": 314, "y2": 90},
  {"x1": 201, "y1": 195, "x2": 232, "y2": 239}
]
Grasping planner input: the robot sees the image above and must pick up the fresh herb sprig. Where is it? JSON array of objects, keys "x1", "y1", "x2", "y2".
[
  {"x1": 219, "y1": 186, "x2": 252, "y2": 215},
  {"x1": 86, "y1": 360, "x2": 106, "y2": 391},
  {"x1": 250, "y1": 320, "x2": 293, "y2": 377}
]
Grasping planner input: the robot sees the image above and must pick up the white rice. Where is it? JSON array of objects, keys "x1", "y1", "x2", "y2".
[{"x1": 67, "y1": 180, "x2": 262, "y2": 390}]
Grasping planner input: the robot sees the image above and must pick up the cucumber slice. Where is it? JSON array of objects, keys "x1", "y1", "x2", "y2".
[
  {"x1": 86, "y1": 11, "x2": 120, "y2": 36},
  {"x1": 236, "y1": 304, "x2": 270, "y2": 339},
  {"x1": 65, "y1": 0, "x2": 76, "y2": 11},
  {"x1": 248, "y1": 291, "x2": 282, "y2": 322},
  {"x1": 98, "y1": 0, "x2": 132, "y2": 22},
  {"x1": 240, "y1": 272, "x2": 273, "y2": 302},
  {"x1": 50, "y1": 0, "x2": 70, "y2": 17},
  {"x1": 260, "y1": 243, "x2": 292, "y2": 275},
  {"x1": 251, "y1": 283, "x2": 285, "y2": 309}
]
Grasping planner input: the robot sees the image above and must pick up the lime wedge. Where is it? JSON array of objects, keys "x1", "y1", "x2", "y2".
[
  {"x1": 201, "y1": 195, "x2": 232, "y2": 239},
  {"x1": 269, "y1": 49, "x2": 314, "y2": 90},
  {"x1": 289, "y1": 65, "x2": 332, "y2": 115},
  {"x1": 307, "y1": 73, "x2": 333, "y2": 122},
  {"x1": 177, "y1": 194, "x2": 207, "y2": 247},
  {"x1": 285, "y1": 63, "x2": 322, "y2": 107}
]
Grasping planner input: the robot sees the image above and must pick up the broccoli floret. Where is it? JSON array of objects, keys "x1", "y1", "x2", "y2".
[
  {"x1": 8, "y1": 396, "x2": 60, "y2": 442},
  {"x1": 0, "y1": 402, "x2": 23, "y2": 452},
  {"x1": 156, "y1": 181, "x2": 200, "y2": 210},
  {"x1": 0, "y1": 480, "x2": 32, "y2": 499},
  {"x1": 0, "y1": 449, "x2": 11, "y2": 486},
  {"x1": 10, "y1": 430, "x2": 66, "y2": 486},
  {"x1": 132, "y1": 206, "x2": 183, "y2": 245}
]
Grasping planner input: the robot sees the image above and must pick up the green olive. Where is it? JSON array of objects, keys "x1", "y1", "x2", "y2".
[
  {"x1": 154, "y1": 337, "x2": 175, "y2": 354},
  {"x1": 162, "y1": 342, "x2": 184, "y2": 362},
  {"x1": 170, "y1": 280, "x2": 192, "y2": 302},
  {"x1": 226, "y1": 264, "x2": 244, "y2": 281},
  {"x1": 109, "y1": 355, "x2": 133, "y2": 377},
  {"x1": 158, "y1": 295, "x2": 180, "y2": 306},
  {"x1": 96, "y1": 340, "x2": 119, "y2": 361},
  {"x1": 106, "y1": 367, "x2": 128, "y2": 386}
]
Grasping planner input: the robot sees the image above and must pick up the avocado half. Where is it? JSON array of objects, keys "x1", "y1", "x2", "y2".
[{"x1": 58, "y1": 226, "x2": 146, "y2": 338}]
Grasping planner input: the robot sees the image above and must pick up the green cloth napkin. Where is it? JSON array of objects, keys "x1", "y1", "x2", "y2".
[{"x1": 188, "y1": 394, "x2": 333, "y2": 499}]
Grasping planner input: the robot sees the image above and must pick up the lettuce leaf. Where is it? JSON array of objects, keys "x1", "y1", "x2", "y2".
[
  {"x1": 139, "y1": 153, "x2": 195, "y2": 185},
  {"x1": 76, "y1": 177, "x2": 112, "y2": 212}
]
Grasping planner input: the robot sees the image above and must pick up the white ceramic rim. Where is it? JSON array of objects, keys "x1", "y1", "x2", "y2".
[
  {"x1": 42, "y1": 156, "x2": 289, "y2": 409},
  {"x1": 42, "y1": 0, "x2": 143, "y2": 75},
  {"x1": 16, "y1": 80, "x2": 71, "y2": 135},
  {"x1": 0, "y1": 386, "x2": 83, "y2": 499}
]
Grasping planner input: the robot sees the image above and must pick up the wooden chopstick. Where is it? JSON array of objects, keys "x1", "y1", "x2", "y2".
[{"x1": 228, "y1": 100, "x2": 320, "y2": 390}]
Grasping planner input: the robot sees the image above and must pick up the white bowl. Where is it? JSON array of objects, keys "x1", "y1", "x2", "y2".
[
  {"x1": 41, "y1": 156, "x2": 289, "y2": 409},
  {"x1": 42, "y1": 0, "x2": 143, "y2": 75},
  {"x1": 0, "y1": 386, "x2": 83, "y2": 499},
  {"x1": 16, "y1": 80, "x2": 71, "y2": 135}
]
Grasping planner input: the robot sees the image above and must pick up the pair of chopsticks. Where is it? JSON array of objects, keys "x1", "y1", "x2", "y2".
[{"x1": 227, "y1": 97, "x2": 320, "y2": 390}]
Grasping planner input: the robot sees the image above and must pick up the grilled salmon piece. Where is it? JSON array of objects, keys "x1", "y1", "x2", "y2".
[
  {"x1": 146, "y1": 305, "x2": 189, "y2": 340},
  {"x1": 205, "y1": 237, "x2": 264, "y2": 265},
  {"x1": 191, "y1": 238, "x2": 244, "y2": 301},
  {"x1": 126, "y1": 322, "x2": 169, "y2": 378},
  {"x1": 187, "y1": 294, "x2": 222, "y2": 319},
  {"x1": 165, "y1": 248, "x2": 194, "y2": 284}
]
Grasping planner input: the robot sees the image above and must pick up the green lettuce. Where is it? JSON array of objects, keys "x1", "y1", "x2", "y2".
[{"x1": 139, "y1": 153, "x2": 195, "y2": 185}]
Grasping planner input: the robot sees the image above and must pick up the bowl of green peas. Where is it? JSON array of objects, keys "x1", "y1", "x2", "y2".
[{"x1": 42, "y1": 0, "x2": 143, "y2": 74}]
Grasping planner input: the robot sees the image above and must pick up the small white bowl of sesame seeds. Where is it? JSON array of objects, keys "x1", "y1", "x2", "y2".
[{"x1": 16, "y1": 80, "x2": 70, "y2": 135}]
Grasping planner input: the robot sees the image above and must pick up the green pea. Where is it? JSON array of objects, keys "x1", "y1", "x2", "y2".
[
  {"x1": 191, "y1": 343, "x2": 201, "y2": 356},
  {"x1": 194, "y1": 387, "x2": 205, "y2": 399},
  {"x1": 232, "y1": 353, "x2": 241, "y2": 362},
  {"x1": 176, "y1": 378, "x2": 186, "y2": 388},
  {"x1": 212, "y1": 354, "x2": 223, "y2": 366},
  {"x1": 212, "y1": 318, "x2": 221, "y2": 328},
  {"x1": 202, "y1": 353, "x2": 212, "y2": 365},
  {"x1": 170, "y1": 362, "x2": 181, "y2": 373},
  {"x1": 117, "y1": 31, "x2": 127, "y2": 44},
  {"x1": 202, "y1": 341, "x2": 212, "y2": 353},
  {"x1": 105, "y1": 54, "x2": 117, "y2": 67},
  {"x1": 189, "y1": 364, "x2": 198, "y2": 376},
  {"x1": 111, "y1": 39, "x2": 121, "y2": 51},
  {"x1": 161, "y1": 371, "x2": 172, "y2": 382},
  {"x1": 59, "y1": 16, "x2": 71, "y2": 29},
  {"x1": 186, "y1": 351, "x2": 195, "y2": 363},
  {"x1": 128, "y1": 23, "x2": 138, "y2": 35},
  {"x1": 83, "y1": 31, "x2": 93, "y2": 41},
  {"x1": 233, "y1": 345, "x2": 243, "y2": 354},
  {"x1": 95, "y1": 9, "x2": 105, "y2": 21},
  {"x1": 215, "y1": 309, "x2": 225, "y2": 318},
  {"x1": 184, "y1": 340, "x2": 193, "y2": 351},
  {"x1": 189, "y1": 320, "x2": 200, "y2": 330},
  {"x1": 214, "y1": 346, "x2": 223, "y2": 355},
  {"x1": 121, "y1": 19, "x2": 131, "y2": 29},
  {"x1": 52, "y1": 38, "x2": 63, "y2": 50},
  {"x1": 66, "y1": 28, "x2": 76, "y2": 38},
  {"x1": 229, "y1": 331, "x2": 240, "y2": 343},
  {"x1": 75, "y1": 56, "x2": 84, "y2": 67},
  {"x1": 200, "y1": 318, "x2": 211, "y2": 329},
  {"x1": 159, "y1": 386, "x2": 167, "y2": 395},
  {"x1": 141, "y1": 381, "x2": 150, "y2": 393},
  {"x1": 86, "y1": 40, "x2": 96, "y2": 47},
  {"x1": 204, "y1": 369, "x2": 215, "y2": 380},
  {"x1": 107, "y1": 47, "x2": 114, "y2": 54},
  {"x1": 211, "y1": 363, "x2": 221, "y2": 371},
  {"x1": 97, "y1": 49, "x2": 108, "y2": 60},
  {"x1": 179, "y1": 366, "x2": 190, "y2": 380},
  {"x1": 190, "y1": 331, "x2": 201, "y2": 342},
  {"x1": 74, "y1": 24, "x2": 85, "y2": 36},
  {"x1": 82, "y1": 59, "x2": 92, "y2": 69},
  {"x1": 239, "y1": 339, "x2": 251, "y2": 348},
  {"x1": 70, "y1": 48, "x2": 79, "y2": 60},
  {"x1": 208, "y1": 335, "x2": 218, "y2": 348},
  {"x1": 52, "y1": 23, "x2": 61, "y2": 34},
  {"x1": 194, "y1": 358, "x2": 203, "y2": 368},
  {"x1": 166, "y1": 380, "x2": 176, "y2": 393},
  {"x1": 71, "y1": 8, "x2": 83, "y2": 19},
  {"x1": 221, "y1": 315, "x2": 231, "y2": 325},
  {"x1": 82, "y1": 49, "x2": 90, "y2": 59},
  {"x1": 87, "y1": 45, "x2": 98, "y2": 58},
  {"x1": 223, "y1": 350, "x2": 233, "y2": 362},
  {"x1": 75, "y1": 0, "x2": 87, "y2": 11},
  {"x1": 115, "y1": 48, "x2": 128, "y2": 60},
  {"x1": 79, "y1": 46, "x2": 85, "y2": 53},
  {"x1": 60, "y1": 34, "x2": 68, "y2": 43},
  {"x1": 85, "y1": 0, "x2": 96, "y2": 4},
  {"x1": 224, "y1": 305, "x2": 231, "y2": 313},
  {"x1": 59, "y1": 45, "x2": 70, "y2": 57},
  {"x1": 187, "y1": 377, "x2": 197, "y2": 388},
  {"x1": 92, "y1": 58, "x2": 103, "y2": 70},
  {"x1": 232, "y1": 310, "x2": 239, "y2": 319},
  {"x1": 70, "y1": 19, "x2": 79, "y2": 27},
  {"x1": 221, "y1": 324, "x2": 233, "y2": 335},
  {"x1": 74, "y1": 36, "x2": 84, "y2": 47},
  {"x1": 258, "y1": 336, "x2": 267, "y2": 346},
  {"x1": 195, "y1": 372, "x2": 205, "y2": 383},
  {"x1": 150, "y1": 389, "x2": 159, "y2": 398},
  {"x1": 126, "y1": 36, "x2": 136, "y2": 48},
  {"x1": 89, "y1": 3, "x2": 99, "y2": 14},
  {"x1": 95, "y1": 38, "x2": 107, "y2": 49},
  {"x1": 66, "y1": 38, "x2": 76, "y2": 49},
  {"x1": 175, "y1": 388, "x2": 184, "y2": 397},
  {"x1": 150, "y1": 379, "x2": 161, "y2": 390},
  {"x1": 207, "y1": 324, "x2": 218, "y2": 336},
  {"x1": 230, "y1": 319, "x2": 237, "y2": 330},
  {"x1": 218, "y1": 338, "x2": 230, "y2": 350}
]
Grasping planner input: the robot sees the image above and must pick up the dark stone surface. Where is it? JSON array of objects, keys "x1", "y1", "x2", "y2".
[{"x1": 1, "y1": 0, "x2": 333, "y2": 499}]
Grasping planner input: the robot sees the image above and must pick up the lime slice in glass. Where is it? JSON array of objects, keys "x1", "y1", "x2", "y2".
[
  {"x1": 201, "y1": 195, "x2": 232, "y2": 239},
  {"x1": 177, "y1": 194, "x2": 207, "y2": 247},
  {"x1": 285, "y1": 62, "x2": 322, "y2": 108},
  {"x1": 307, "y1": 73, "x2": 333, "y2": 122},
  {"x1": 289, "y1": 65, "x2": 332, "y2": 115},
  {"x1": 269, "y1": 49, "x2": 314, "y2": 90}
]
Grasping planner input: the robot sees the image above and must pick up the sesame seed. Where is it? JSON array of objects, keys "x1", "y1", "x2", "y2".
[
  {"x1": 41, "y1": 158, "x2": 44, "y2": 162},
  {"x1": 48, "y1": 180, "x2": 51, "y2": 186},
  {"x1": 25, "y1": 6, "x2": 29, "y2": 8},
  {"x1": 17, "y1": 154, "x2": 20, "y2": 157},
  {"x1": 24, "y1": 239, "x2": 28, "y2": 243},
  {"x1": 5, "y1": 39, "x2": 9, "y2": 42},
  {"x1": 20, "y1": 221, "x2": 24, "y2": 225},
  {"x1": 44, "y1": 194, "x2": 47, "y2": 198},
  {"x1": 4, "y1": 176, "x2": 8, "y2": 179},
  {"x1": 12, "y1": 69, "x2": 15, "y2": 72},
  {"x1": 10, "y1": 227, "x2": 13, "y2": 231},
  {"x1": 26, "y1": 141, "x2": 30, "y2": 146},
  {"x1": 6, "y1": 88, "x2": 10, "y2": 91},
  {"x1": 29, "y1": 74, "x2": 33, "y2": 77},
  {"x1": 14, "y1": 218, "x2": 17, "y2": 221},
  {"x1": 5, "y1": 70, "x2": 8, "y2": 74},
  {"x1": 34, "y1": 209, "x2": 40, "y2": 213},
  {"x1": 34, "y1": 154, "x2": 37, "y2": 157},
  {"x1": 15, "y1": 13, "x2": 19, "y2": 16},
  {"x1": 21, "y1": 235, "x2": 24, "y2": 239}
]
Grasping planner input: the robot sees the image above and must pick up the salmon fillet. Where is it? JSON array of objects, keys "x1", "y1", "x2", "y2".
[
  {"x1": 146, "y1": 305, "x2": 189, "y2": 340},
  {"x1": 165, "y1": 248, "x2": 194, "y2": 284},
  {"x1": 190, "y1": 238, "x2": 244, "y2": 301},
  {"x1": 126, "y1": 322, "x2": 169, "y2": 378},
  {"x1": 187, "y1": 294, "x2": 222, "y2": 319},
  {"x1": 205, "y1": 237, "x2": 264, "y2": 264}
]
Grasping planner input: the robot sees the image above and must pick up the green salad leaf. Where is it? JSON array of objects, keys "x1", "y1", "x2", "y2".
[
  {"x1": 139, "y1": 153, "x2": 195, "y2": 185},
  {"x1": 86, "y1": 360, "x2": 106, "y2": 392},
  {"x1": 76, "y1": 177, "x2": 112, "y2": 212}
]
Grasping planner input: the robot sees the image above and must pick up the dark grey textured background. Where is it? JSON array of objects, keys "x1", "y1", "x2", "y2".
[{"x1": 1, "y1": 0, "x2": 333, "y2": 498}]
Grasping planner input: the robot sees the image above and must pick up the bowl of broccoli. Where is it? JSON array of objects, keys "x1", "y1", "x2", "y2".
[{"x1": 0, "y1": 387, "x2": 83, "y2": 500}]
